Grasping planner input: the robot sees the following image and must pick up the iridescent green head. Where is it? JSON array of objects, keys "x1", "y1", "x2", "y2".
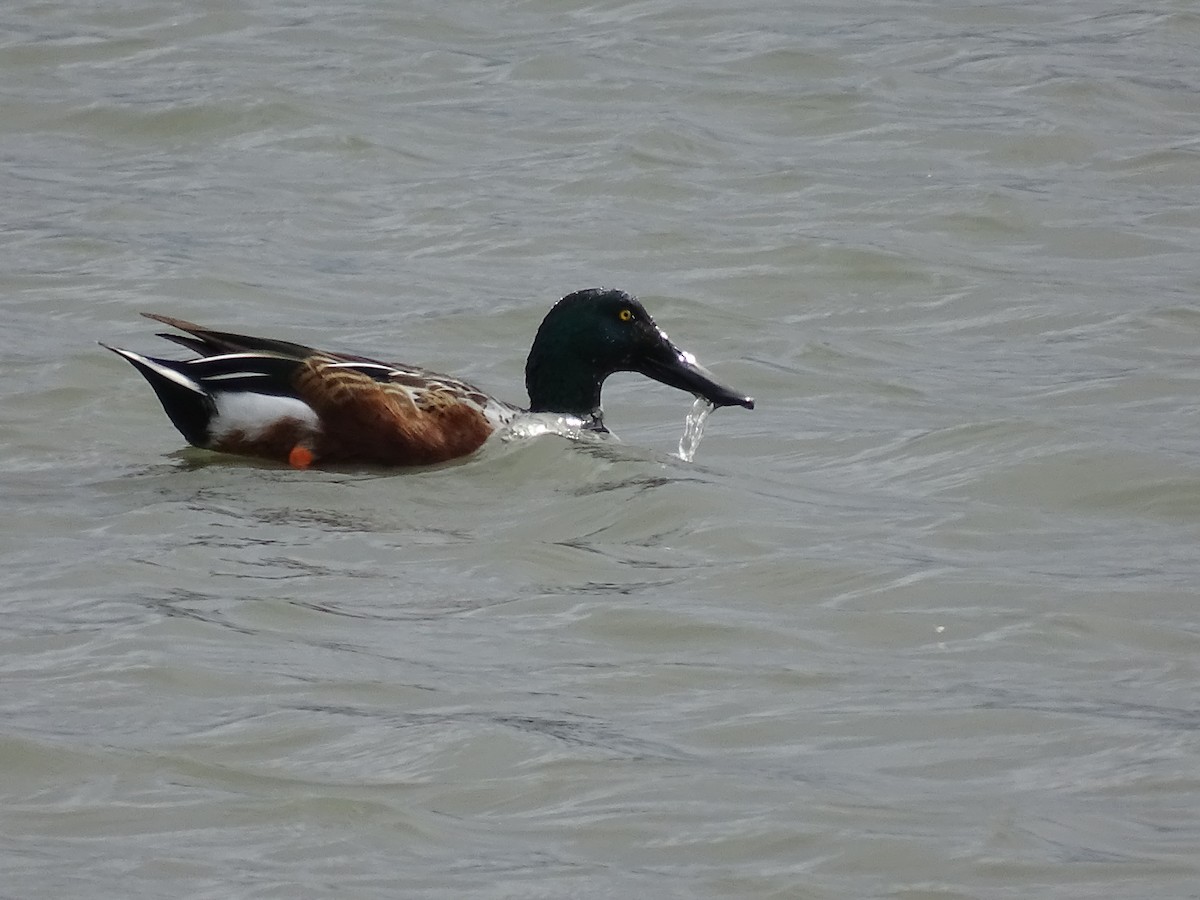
[{"x1": 524, "y1": 289, "x2": 754, "y2": 423}]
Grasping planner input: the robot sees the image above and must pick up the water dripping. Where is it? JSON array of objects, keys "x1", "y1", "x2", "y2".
[{"x1": 677, "y1": 397, "x2": 714, "y2": 462}]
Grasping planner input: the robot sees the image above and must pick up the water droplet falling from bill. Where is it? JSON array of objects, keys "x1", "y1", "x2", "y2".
[{"x1": 677, "y1": 397, "x2": 714, "y2": 462}]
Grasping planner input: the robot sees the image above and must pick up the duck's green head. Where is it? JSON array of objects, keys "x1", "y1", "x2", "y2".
[{"x1": 524, "y1": 288, "x2": 755, "y2": 422}]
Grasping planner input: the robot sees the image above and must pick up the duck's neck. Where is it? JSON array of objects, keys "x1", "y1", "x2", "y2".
[{"x1": 525, "y1": 346, "x2": 606, "y2": 426}]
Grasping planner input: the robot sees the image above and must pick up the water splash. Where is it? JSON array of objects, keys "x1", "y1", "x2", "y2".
[
  {"x1": 499, "y1": 412, "x2": 588, "y2": 443},
  {"x1": 677, "y1": 397, "x2": 715, "y2": 462}
]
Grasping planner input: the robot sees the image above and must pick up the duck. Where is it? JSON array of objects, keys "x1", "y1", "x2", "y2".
[{"x1": 103, "y1": 288, "x2": 754, "y2": 468}]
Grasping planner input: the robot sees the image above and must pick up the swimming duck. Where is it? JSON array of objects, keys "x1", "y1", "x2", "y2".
[{"x1": 103, "y1": 288, "x2": 754, "y2": 468}]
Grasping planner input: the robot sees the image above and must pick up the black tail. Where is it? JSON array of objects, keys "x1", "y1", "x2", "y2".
[{"x1": 102, "y1": 345, "x2": 216, "y2": 447}]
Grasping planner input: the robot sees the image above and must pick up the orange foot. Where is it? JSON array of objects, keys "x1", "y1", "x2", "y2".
[{"x1": 288, "y1": 445, "x2": 316, "y2": 469}]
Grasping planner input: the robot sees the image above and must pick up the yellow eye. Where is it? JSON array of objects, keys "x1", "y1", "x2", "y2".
[{"x1": 618, "y1": 308, "x2": 633, "y2": 322}]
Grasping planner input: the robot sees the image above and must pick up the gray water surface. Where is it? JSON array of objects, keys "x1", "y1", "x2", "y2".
[{"x1": 3, "y1": 2, "x2": 1200, "y2": 898}]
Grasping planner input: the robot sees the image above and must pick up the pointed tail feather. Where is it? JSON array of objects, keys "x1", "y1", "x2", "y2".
[
  {"x1": 140, "y1": 312, "x2": 321, "y2": 359},
  {"x1": 101, "y1": 344, "x2": 216, "y2": 447}
]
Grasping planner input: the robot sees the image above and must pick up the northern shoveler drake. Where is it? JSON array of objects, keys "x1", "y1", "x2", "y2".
[{"x1": 103, "y1": 288, "x2": 754, "y2": 468}]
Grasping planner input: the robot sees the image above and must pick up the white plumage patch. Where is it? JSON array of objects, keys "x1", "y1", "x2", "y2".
[{"x1": 209, "y1": 392, "x2": 320, "y2": 441}]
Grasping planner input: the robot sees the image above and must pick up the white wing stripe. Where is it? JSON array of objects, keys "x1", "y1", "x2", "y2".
[
  {"x1": 202, "y1": 371, "x2": 274, "y2": 382},
  {"x1": 325, "y1": 361, "x2": 397, "y2": 374},
  {"x1": 195, "y1": 351, "x2": 294, "y2": 363}
]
